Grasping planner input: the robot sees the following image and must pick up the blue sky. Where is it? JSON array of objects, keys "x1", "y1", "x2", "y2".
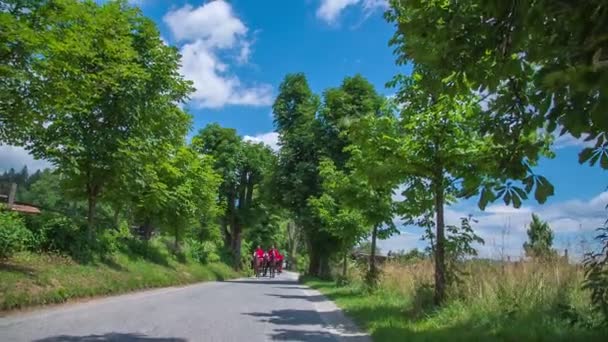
[{"x1": 1, "y1": 0, "x2": 606, "y2": 258}]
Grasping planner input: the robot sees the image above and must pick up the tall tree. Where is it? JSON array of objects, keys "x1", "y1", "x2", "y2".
[
  {"x1": 192, "y1": 124, "x2": 274, "y2": 268},
  {"x1": 523, "y1": 214, "x2": 555, "y2": 259},
  {"x1": 0, "y1": 0, "x2": 48, "y2": 143},
  {"x1": 156, "y1": 146, "x2": 221, "y2": 251},
  {"x1": 349, "y1": 89, "x2": 550, "y2": 303},
  {"x1": 313, "y1": 75, "x2": 397, "y2": 285},
  {"x1": 8, "y1": 0, "x2": 193, "y2": 238},
  {"x1": 385, "y1": 0, "x2": 608, "y2": 170},
  {"x1": 273, "y1": 73, "x2": 338, "y2": 277}
]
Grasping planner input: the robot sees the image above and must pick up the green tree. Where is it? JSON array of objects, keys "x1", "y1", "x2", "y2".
[
  {"x1": 192, "y1": 124, "x2": 275, "y2": 268},
  {"x1": 349, "y1": 89, "x2": 548, "y2": 303},
  {"x1": 0, "y1": 0, "x2": 48, "y2": 143},
  {"x1": 157, "y1": 147, "x2": 221, "y2": 251},
  {"x1": 523, "y1": 213, "x2": 555, "y2": 259},
  {"x1": 273, "y1": 73, "x2": 338, "y2": 277},
  {"x1": 13, "y1": 0, "x2": 194, "y2": 238},
  {"x1": 385, "y1": 0, "x2": 608, "y2": 169}
]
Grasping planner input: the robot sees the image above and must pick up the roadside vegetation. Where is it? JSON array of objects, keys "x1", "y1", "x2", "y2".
[
  {"x1": 1, "y1": 238, "x2": 238, "y2": 311},
  {"x1": 1, "y1": 0, "x2": 607, "y2": 339},
  {"x1": 304, "y1": 256, "x2": 608, "y2": 341}
]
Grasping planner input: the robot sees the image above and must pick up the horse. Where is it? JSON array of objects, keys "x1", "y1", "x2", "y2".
[
  {"x1": 252, "y1": 255, "x2": 264, "y2": 277},
  {"x1": 264, "y1": 254, "x2": 278, "y2": 278}
]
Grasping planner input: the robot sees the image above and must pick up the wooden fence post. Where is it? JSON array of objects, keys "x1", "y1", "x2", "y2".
[{"x1": 8, "y1": 183, "x2": 17, "y2": 207}]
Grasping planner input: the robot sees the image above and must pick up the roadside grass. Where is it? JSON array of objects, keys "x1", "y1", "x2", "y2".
[
  {"x1": 303, "y1": 260, "x2": 608, "y2": 342},
  {"x1": 0, "y1": 238, "x2": 240, "y2": 311}
]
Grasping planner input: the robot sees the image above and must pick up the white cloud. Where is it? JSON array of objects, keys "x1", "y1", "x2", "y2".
[
  {"x1": 553, "y1": 132, "x2": 596, "y2": 150},
  {"x1": 380, "y1": 192, "x2": 608, "y2": 260},
  {"x1": 163, "y1": 1, "x2": 273, "y2": 108},
  {"x1": 164, "y1": 2, "x2": 246, "y2": 48},
  {"x1": 0, "y1": 145, "x2": 51, "y2": 172},
  {"x1": 243, "y1": 132, "x2": 279, "y2": 151},
  {"x1": 316, "y1": 0, "x2": 387, "y2": 24}
]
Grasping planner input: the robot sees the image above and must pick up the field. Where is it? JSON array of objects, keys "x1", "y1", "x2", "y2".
[
  {"x1": 304, "y1": 259, "x2": 608, "y2": 342},
  {"x1": 0, "y1": 238, "x2": 240, "y2": 312}
]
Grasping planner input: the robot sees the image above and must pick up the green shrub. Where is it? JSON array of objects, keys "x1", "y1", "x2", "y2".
[
  {"x1": 188, "y1": 239, "x2": 220, "y2": 264},
  {"x1": 97, "y1": 222, "x2": 133, "y2": 254},
  {"x1": 33, "y1": 214, "x2": 90, "y2": 260},
  {"x1": 0, "y1": 210, "x2": 33, "y2": 258}
]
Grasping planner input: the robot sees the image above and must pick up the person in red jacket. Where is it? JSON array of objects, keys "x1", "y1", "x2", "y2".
[
  {"x1": 276, "y1": 251, "x2": 284, "y2": 273},
  {"x1": 254, "y1": 245, "x2": 265, "y2": 259},
  {"x1": 252, "y1": 245, "x2": 265, "y2": 276}
]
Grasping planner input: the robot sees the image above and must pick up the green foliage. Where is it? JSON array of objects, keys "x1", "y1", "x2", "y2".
[
  {"x1": 0, "y1": 209, "x2": 32, "y2": 258},
  {"x1": 445, "y1": 216, "x2": 485, "y2": 285},
  {"x1": 192, "y1": 123, "x2": 276, "y2": 268},
  {"x1": 583, "y1": 220, "x2": 608, "y2": 325},
  {"x1": 385, "y1": 0, "x2": 608, "y2": 171},
  {"x1": 2, "y1": 0, "x2": 193, "y2": 236},
  {"x1": 31, "y1": 213, "x2": 91, "y2": 260},
  {"x1": 523, "y1": 214, "x2": 557, "y2": 259},
  {"x1": 187, "y1": 239, "x2": 220, "y2": 264},
  {"x1": 273, "y1": 73, "x2": 338, "y2": 276}
]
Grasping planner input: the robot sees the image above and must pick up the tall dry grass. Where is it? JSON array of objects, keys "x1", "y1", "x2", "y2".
[{"x1": 377, "y1": 258, "x2": 596, "y2": 323}]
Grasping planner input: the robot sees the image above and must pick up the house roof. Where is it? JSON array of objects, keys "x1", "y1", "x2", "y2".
[{"x1": 9, "y1": 203, "x2": 41, "y2": 214}]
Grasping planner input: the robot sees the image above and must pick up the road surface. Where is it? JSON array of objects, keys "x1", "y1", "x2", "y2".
[{"x1": 0, "y1": 272, "x2": 369, "y2": 342}]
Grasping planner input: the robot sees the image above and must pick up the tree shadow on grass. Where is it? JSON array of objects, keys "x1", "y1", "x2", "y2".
[
  {"x1": 33, "y1": 332, "x2": 186, "y2": 342},
  {"x1": 117, "y1": 240, "x2": 172, "y2": 268},
  {"x1": 99, "y1": 257, "x2": 126, "y2": 272}
]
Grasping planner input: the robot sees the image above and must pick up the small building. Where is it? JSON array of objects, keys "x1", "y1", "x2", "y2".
[{"x1": 0, "y1": 187, "x2": 41, "y2": 215}]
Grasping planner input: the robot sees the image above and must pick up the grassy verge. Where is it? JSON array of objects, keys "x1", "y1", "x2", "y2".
[
  {"x1": 303, "y1": 260, "x2": 608, "y2": 342},
  {"x1": 0, "y1": 242, "x2": 240, "y2": 311}
]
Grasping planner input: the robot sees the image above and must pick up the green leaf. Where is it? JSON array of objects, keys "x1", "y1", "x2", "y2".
[
  {"x1": 600, "y1": 150, "x2": 608, "y2": 170},
  {"x1": 503, "y1": 190, "x2": 512, "y2": 206},
  {"x1": 512, "y1": 192, "x2": 522, "y2": 208},
  {"x1": 478, "y1": 186, "x2": 496, "y2": 210},
  {"x1": 523, "y1": 176, "x2": 534, "y2": 193},
  {"x1": 578, "y1": 147, "x2": 595, "y2": 164},
  {"x1": 534, "y1": 176, "x2": 554, "y2": 204}
]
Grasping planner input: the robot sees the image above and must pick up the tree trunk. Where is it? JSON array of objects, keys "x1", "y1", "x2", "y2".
[
  {"x1": 174, "y1": 225, "x2": 180, "y2": 251},
  {"x1": 434, "y1": 179, "x2": 446, "y2": 305},
  {"x1": 231, "y1": 226, "x2": 242, "y2": 270},
  {"x1": 288, "y1": 221, "x2": 298, "y2": 271},
  {"x1": 113, "y1": 205, "x2": 121, "y2": 230},
  {"x1": 87, "y1": 191, "x2": 97, "y2": 241},
  {"x1": 367, "y1": 224, "x2": 379, "y2": 287},
  {"x1": 318, "y1": 252, "x2": 330, "y2": 279},
  {"x1": 142, "y1": 217, "x2": 153, "y2": 241},
  {"x1": 222, "y1": 216, "x2": 231, "y2": 249},
  {"x1": 342, "y1": 252, "x2": 348, "y2": 280},
  {"x1": 308, "y1": 238, "x2": 320, "y2": 276}
]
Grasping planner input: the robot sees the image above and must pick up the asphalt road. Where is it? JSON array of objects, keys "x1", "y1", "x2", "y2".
[{"x1": 0, "y1": 272, "x2": 369, "y2": 342}]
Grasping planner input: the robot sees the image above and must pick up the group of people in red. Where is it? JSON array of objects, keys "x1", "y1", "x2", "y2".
[{"x1": 252, "y1": 245, "x2": 283, "y2": 276}]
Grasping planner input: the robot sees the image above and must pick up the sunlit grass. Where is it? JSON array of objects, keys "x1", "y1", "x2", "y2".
[
  {"x1": 0, "y1": 240, "x2": 239, "y2": 311},
  {"x1": 304, "y1": 259, "x2": 608, "y2": 342}
]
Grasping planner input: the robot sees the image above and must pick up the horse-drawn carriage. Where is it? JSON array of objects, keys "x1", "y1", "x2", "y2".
[{"x1": 252, "y1": 247, "x2": 283, "y2": 278}]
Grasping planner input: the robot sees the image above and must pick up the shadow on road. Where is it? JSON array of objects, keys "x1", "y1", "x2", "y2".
[
  {"x1": 33, "y1": 333, "x2": 186, "y2": 342},
  {"x1": 222, "y1": 279, "x2": 297, "y2": 285},
  {"x1": 265, "y1": 293, "x2": 326, "y2": 303},
  {"x1": 244, "y1": 309, "x2": 369, "y2": 341},
  {"x1": 270, "y1": 329, "x2": 338, "y2": 341}
]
